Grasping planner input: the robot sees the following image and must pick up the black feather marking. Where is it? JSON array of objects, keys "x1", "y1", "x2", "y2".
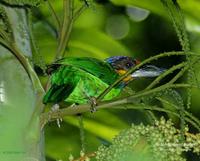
[{"x1": 43, "y1": 84, "x2": 74, "y2": 104}]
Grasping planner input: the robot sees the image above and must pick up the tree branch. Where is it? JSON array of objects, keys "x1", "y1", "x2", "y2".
[
  {"x1": 9, "y1": 43, "x2": 44, "y2": 93},
  {"x1": 40, "y1": 83, "x2": 194, "y2": 128}
]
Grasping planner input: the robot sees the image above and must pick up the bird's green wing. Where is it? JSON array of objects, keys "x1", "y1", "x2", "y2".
[
  {"x1": 52, "y1": 57, "x2": 120, "y2": 85},
  {"x1": 43, "y1": 84, "x2": 74, "y2": 104},
  {"x1": 43, "y1": 57, "x2": 121, "y2": 104},
  {"x1": 43, "y1": 65, "x2": 80, "y2": 104}
]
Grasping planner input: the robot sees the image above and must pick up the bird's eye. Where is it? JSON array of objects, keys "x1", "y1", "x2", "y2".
[{"x1": 126, "y1": 63, "x2": 132, "y2": 68}]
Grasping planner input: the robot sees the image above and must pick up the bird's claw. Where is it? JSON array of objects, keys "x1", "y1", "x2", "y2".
[
  {"x1": 51, "y1": 104, "x2": 62, "y2": 128},
  {"x1": 56, "y1": 118, "x2": 62, "y2": 128},
  {"x1": 82, "y1": 89, "x2": 98, "y2": 112},
  {"x1": 70, "y1": 103, "x2": 77, "y2": 108},
  {"x1": 88, "y1": 97, "x2": 98, "y2": 113}
]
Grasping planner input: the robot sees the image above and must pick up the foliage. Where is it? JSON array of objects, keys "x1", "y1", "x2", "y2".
[{"x1": 1, "y1": 0, "x2": 200, "y2": 161}]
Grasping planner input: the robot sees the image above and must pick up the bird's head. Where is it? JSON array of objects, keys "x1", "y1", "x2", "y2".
[{"x1": 106, "y1": 56, "x2": 165, "y2": 84}]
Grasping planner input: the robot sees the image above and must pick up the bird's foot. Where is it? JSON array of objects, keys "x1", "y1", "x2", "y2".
[
  {"x1": 82, "y1": 89, "x2": 98, "y2": 112},
  {"x1": 51, "y1": 104, "x2": 62, "y2": 128},
  {"x1": 70, "y1": 103, "x2": 78, "y2": 108},
  {"x1": 88, "y1": 96, "x2": 98, "y2": 113}
]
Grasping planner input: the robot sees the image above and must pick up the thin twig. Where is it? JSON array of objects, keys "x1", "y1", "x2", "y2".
[
  {"x1": 156, "y1": 97, "x2": 200, "y2": 129},
  {"x1": 146, "y1": 62, "x2": 186, "y2": 90},
  {"x1": 73, "y1": 4, "x2": 87, "y2": 21},
  {"x1": 46, "y1": 0, "x2": 61, "y2": 30},
  {"x1": 56, "y1": 0, "x2": 74, "y2": 59},
  {"x1": 128, "y1": 83, "x2": 192, "y2": 100},
  {"x1": 96, "y1": 51, "x2": 199, "y2": 103},
  {"x1": 184, "y1": 111, "x2": 200, "y2": 129},
  {"x1": 146, "y1": 57, "x2": 200, "y2": 90}
]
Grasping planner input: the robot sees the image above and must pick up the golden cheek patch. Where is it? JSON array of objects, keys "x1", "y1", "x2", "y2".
[
  {"x1": 116, "y1": 70, "x2": 133, "y2": 82},
  {"x1": 117, "y1": 69, "x2": 127, "y2": 75},
  {"x1": 123, "y1": 75, "x2": 133, "y2": 82}
]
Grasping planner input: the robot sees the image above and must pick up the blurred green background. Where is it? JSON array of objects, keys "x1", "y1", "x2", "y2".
[{"x1": 31, "y1": 0, "x2": 200, "y2": 160}]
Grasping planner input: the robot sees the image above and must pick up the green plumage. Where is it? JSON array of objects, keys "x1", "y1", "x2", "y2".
[{"x1": 43, "y1": 57, "x2": 121, "y2": 104}]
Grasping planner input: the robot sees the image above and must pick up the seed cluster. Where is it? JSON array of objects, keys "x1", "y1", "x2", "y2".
[{"x1": 96, "y1": 118, "x2": 200, "y2": 161}]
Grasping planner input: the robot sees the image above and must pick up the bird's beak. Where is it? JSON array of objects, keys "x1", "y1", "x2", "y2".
[{"x1": 131, "y1": 65, "x2": 166, "y2": 78}]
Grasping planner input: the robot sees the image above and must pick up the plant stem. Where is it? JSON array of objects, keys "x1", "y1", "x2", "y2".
[
  {"x1": 55, "y1": 0, "x2": 88, "y2": 59},
  {"x1": 156, "y1": 97, "x2": 200, "y2": 129},
  {"x1": 73, "y1": 4, "x2": 87, "y2": 21},
  {"x1": 128, "y1": 83, "x2": 191, "y2": 100},
  {"x1": 145, "y1": 62, "x2": 186, "y2": 90},
  {"x1": 46, "y1": 0, "x2": 61, "y2": 30},
  {"x1": 184, "y1": 111, "x2": 200, "y2": 128},
  {"x1": 56, "y1": 0, "x2": 74, "y2": 59},
  {"x1": 40, "y1": 83, "x2": 193, "y2": 127},
  {"x1": 11, "y1": 43, "x2": 44, "y2": 92}
]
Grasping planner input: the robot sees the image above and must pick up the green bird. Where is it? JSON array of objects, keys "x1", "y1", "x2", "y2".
[{"x1": 43, "y1": 56, "x2": 165, "y2": 106}]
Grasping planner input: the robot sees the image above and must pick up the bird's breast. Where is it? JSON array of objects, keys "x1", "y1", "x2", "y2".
[{"x1": 65, "y1": 75, "x2": 121, "y2": 104}]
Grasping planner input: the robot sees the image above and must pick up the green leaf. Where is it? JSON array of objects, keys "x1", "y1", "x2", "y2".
[
  {"x1": 33, "y1": 22, "x2": 131, "y2": 62},
  {"x1": 68, "y1": 28, "x2": 131, "y2": 59}
]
